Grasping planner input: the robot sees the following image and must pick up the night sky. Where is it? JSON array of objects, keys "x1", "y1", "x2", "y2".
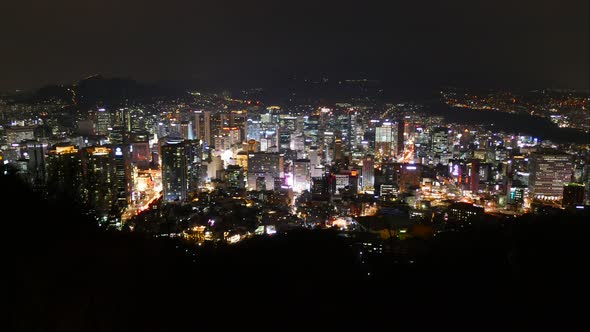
[{"x1": 1, "y1": 0, "x2": 588, "y2": 91}]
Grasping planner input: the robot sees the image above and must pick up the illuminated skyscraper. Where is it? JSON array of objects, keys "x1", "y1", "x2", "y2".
[
  {"x1": 288, "y1": 133, "x2": 302, "y2": 150},
  {"x1": 161, "y1": 139, "x2": 202, "y2": 202},
  {"x1": 332, "y1": 174, "x2": 350, "y2": 194},
  {"x1": 96, "y1": 108, "x2": 111, "y2": 135},
  {"x1": 529, "y1": 151, "x2": 573, "y2": 200},
  {"x1": 279, "y1": 115, "x2": 298, "y2": 132},
  {"x1": 378, "y1": 162, "x2": 401, "y2": 191},
  {"x1": 247, "y1": 152, "x2": 283, "y2": 190},
  {"x1": 247, "y1": 118, "x2": 263, "y2": 141},
  {"x1": 113, "y1": 145, "x2": 129, "y2": 209},
  {"x1": 225, "y1": 165, "x2": 245, "y2": 191},
  {"x1": 46, "y1": 145, "x2": 84, "y2": 203},
  {"x1": 109, "y1": 126, "x2": 131, "y2": 209},
  {"x1": 27, "y1": 142, "x2": 47, "y2": 191},
  {"x1": 130, "y1": 132, "x2": 151, "y2": 169},
  {"x1": 180, "y1": 121, "x2": 191, "y2": 140},
  {"x1": 214, "y1": 127, "x2": 240, "y2": 151},
  {"x1": 168, "y1": 118, "x2": 181, "y2": 137},
  {"x1": 311, "y1": 176, "x2": 329, "y2": 200},
  {"x1": 345, "y1": 110, "x2": 358, "y2": 151},
  {"x1": 230, "y1": 110, "x2": 248, "y2": 142},
  {"x1": 396, "y1": 120, "x2": 405, "y2": 156},
  {"x1": 399, "y1": 164, "x2": 421, "y2": 193},
  {"x1": 431, "y1": 127, "x2": 449, "y2": 154},
  {"x1": 210, "y1": 112, "x2": 229, "y2": 147},
  {"x1": 308, "y1": 147, "x2": 324, "y2": 178},
  {"x1": 293, "y1": 159, "x2": 311, "y2": 193},
  {"x1": 184, "y1": 140, "x2": 202, "y2": 196},
  {"x1": 161, "y1": 139, "x2": 187, "y2": 202},
  {"x1": 83, "y1": 146, "x2": 116, "y2": 219},
  {"x1": 362, "y1": 155, "x2": 375, "y2": 192},
  {"x1": 194, "y1": 110, "x2": 212, "y2": 145},
  {"x1": 5, "y1": 126, "x2": 35, "y2": 145},
  {"x1": 278, "y1": 128, "x2": 292, "y2": 152},
  {"x1": 466, "y1": 159, "x2": 480, "y2": 193},
  {"x1": 375, "y1": 122, "x2": 398, "y2": 158},
  {"x1": 114, "y1": 108, "x2": 131, "y2": 132},
  {"x1": 322, "y1": 131, "x2": 335, "y2": 164}
]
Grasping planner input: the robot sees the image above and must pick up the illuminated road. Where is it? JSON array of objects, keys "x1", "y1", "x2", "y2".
[
  {"x1": 122, "y1": 192, "x2": 162, "y2": 222},
  {"x1": 122, "y1": 169, "x2": 162, "y2": 223},
  {"x1": 437, "y1": 175, "x2": 462, "y2": 197}
]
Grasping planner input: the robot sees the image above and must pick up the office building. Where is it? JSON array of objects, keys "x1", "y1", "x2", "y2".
[
  {"x1": 396, "y1": 120, "x2": 405, "y2": 156},
  {"x1": 431, "y1": 127, "x2": 449, "y2": 154},
  {"x1": 293, "y1": 159, "x2": 311, "y2": 193},
  {"x1": 447, "y1": 202, "x2": 484, "y2": 223},
  {"x1": 161, "y1": 139, "x2": 187, "y2": 202},
  {"x1": 130, "y1": 132, "x2": 151, "y2": 169},
  {"x1": 247, "y1": 152, "x2": 283, "y2": 190},
  {"x1": 96, "y1": 108, "x2": 111, "y2": 135},
  {"x1": 27, "y1": 142, "x2": 47, "y2": 190},
  {"x1": 224, "y1": 165, "x2": 245, "y2": 191},
  {"x1": 5, "y1": 126, "x2": 35, "y2": 145},
  {"x1": 46, "y1": 145, "x2": 84, "y2": 202},
  {"x1": 399, "y1": 164, "x2": 422, "y2": 193},
  {"x1": 466, "y1": 159, "x2": 480, "y2": 193},
  {"x1": 529, "y1": 151, "x2": 573, "y2": 200},
  {"x1": 375, "y1": 122, "x2": 399, "y2": 159},
  {"x1": 362, "y1": 155, "x2": 375, "y2": 192},
  {"x1": 230, "y1": 110, "x2": 248, "y2": 142},
  {"x1": 83, "y1": 146, "x2": 116, "y2": 219},
  {"x1": 194, "y1": 110, "x2": 212, "y2": 145}
]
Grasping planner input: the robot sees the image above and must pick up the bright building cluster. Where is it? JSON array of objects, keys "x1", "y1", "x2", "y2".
[{"x1": 1, "y1": 83, "x2": 588, "y2": 241}]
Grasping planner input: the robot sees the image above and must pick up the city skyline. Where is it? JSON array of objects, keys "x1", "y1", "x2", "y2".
[{"x1": 3, "y1": 2, "x2": 589, "y2": 330}]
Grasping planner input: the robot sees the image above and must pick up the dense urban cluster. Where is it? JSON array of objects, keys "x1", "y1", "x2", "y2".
[{"x1": 1, "y1": 79, "x2": 589, "y2": 250}]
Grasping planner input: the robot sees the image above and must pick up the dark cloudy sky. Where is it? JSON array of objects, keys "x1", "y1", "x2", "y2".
[{"x1": 0, "y1": 0, "x2": 588, "y2": 91}]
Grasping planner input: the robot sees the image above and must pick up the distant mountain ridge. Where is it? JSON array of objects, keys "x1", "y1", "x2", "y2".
[{"x1": 5, "y1": 75, "x2": 186, "y2": 108}]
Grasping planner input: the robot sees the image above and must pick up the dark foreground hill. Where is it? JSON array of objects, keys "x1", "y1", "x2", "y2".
[{"x1": 2, "y1": 174, "x2": 588, "y2": 331}]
